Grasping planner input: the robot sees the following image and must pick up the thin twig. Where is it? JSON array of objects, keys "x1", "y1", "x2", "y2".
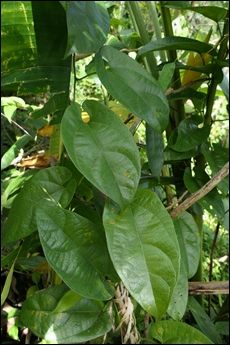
[
  {"x1": 1, "y1": 112, "x2": 31, "y2": 137},
  {"x1": 165, "y1": 77, "x2": 210, "y2": 96},
  {"x1": 170, "y1": 162, "x2": 229, "y2": 218},
  {"x1": 189, "y1": 281, "x2": 229, "y2": 295},
  {"x1": 73, "y1": 53, "x2": 76, "y2": 101},
  {"x1": 208, "y1": 222, "x2": 220, "y2": 315}
]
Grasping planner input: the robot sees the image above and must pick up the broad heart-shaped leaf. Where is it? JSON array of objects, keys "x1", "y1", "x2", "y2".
[
  {"x1": 188, "y1": 297, "x2": 223, "y2": 344},
  {"x1": 64, "y1": 1, "x2": 110, "y2": 56},
  {"x1": 149, "y1": 320, "x2": 213, "y2": 344},
  {"x1": 168, "y1": 116, "x2": 210, "y2": 152},
  {"x1": 61, "y1": 100, "x2": 141, "y2": 208},
  {"x1": 1, "y1": 1, "x2": 71, "y2": 95},
  {"x1": 20, "y1": 284, "x2": 113, "y2": 344},
  {"x1": 173, "y1": 212, "x2": 200, "y2": 279},
  {"x1": 36, "y1": 200, "x2": 114, "y2": 300},
  {"x1": 95, "y1": 46, "x2": 169, "y2": 132},
  {"x1": 3, "y1": 166, "x2": 77, "y2": 244},
  {"x1": 138, "y1": 37, "x2": 216, "y2": 58},
  {"x1": 103, "y1": 189, "x2": 180, "y2": 319},
  {"x1": 167, "y1": 261, "x2": 188, "y2": 321}
]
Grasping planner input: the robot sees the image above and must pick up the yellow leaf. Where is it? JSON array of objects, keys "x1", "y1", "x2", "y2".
[
  {"x1": 182, "y1": 52, "x2": 211, "y2": 86},
  {"x1": 81, "y1": 111, "x2": 90, "y2": 123},
  {"x1": 37, "y1": 124, "x2": 55, "y2": 137}
]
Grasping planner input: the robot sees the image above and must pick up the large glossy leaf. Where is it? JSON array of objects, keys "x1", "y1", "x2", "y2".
[
  {"x1": 167, "y1": 261, "x2": 188, "y2": 321},
  {"x1": 36, "y1": 201, "x2": 114, "y2": 300},
  {"x1": 184, "y1": 167, "x2": 225, "y2": 221},
  {"x1": 64, "y1": 1, "x2": 110, "y2": 56},
  {"x1": 149, "y1": 320, "x2": 213, "y2": 344},
  {"x1": 138, "y1": 37, "x2": 216, "y2": 58},
  {"x1": 1, "y1": 1, "x2": 71, "y2": 95},
  {"x1": 146, "y1": 126, "x2": 164, "y2": 177},
  {"x1": 168, "y1": 116, "x2": 210, "y2": 152},
  {"x1": 103, "y1": 189, "x2": 180, "y2": 319},
  {"x1": 3, "y1": 166, "x2": 77, "y2": 244},
  {"x1": 20, "y1": 285, "x2": 113, "y2": 343},
  {"x1": 95, "y1": 46, "x2": 169, "y2": 132},
  {"x1": 163, "y1": 2, "x2": 228, "y2": 22},
  {"x1": 173, "y1": 212, "x2": 200, "y2": 279},
  {"x1": 188, "y1": 297, "x2": 222, "y2": 344},
  {"x1": 61, "y1": 100, "x2": 141, "y2": 208}
]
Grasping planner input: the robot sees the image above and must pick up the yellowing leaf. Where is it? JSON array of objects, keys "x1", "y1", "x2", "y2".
[
  {"x1": 81, "y1": 112, "x2": 90, "y2": 123},
  {"x1": 37, "y1": 124, "x2": 55, "y2": 137},
  {"x1": 182, "y1": 52, "x2": 211, "y2": 86}
]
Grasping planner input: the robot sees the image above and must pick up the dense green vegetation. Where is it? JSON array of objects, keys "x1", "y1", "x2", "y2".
[{"x1": 1, "y1": 1, "x2": 229, "y2": 344}]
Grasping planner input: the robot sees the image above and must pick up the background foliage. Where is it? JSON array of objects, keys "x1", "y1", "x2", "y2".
[{"x1": 1, "y1": 1, "x2": 229, "y2": 344}]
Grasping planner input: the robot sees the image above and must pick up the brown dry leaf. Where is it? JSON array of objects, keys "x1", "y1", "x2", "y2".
[{"x1": 17, "y1": 154, "x2": 57, "y2": 169}]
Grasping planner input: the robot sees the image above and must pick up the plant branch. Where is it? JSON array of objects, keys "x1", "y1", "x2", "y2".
[
  {"x1": 127, "y1": 1, "x2": 158, "y2": 78},
  {"x1": 189, "y1": 281, "x2": 229, "y2": 295},
  {"x1": 170, "y1": 162, "x2": 229, "y2": 218},
  {"x1": 147, "y1": 1, "x2": 166, "y2": 62},
  {"x1": 208, "y1": 222, "x2": 221, "y2": 315}
]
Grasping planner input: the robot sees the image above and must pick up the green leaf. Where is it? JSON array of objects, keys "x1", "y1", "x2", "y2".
[
  {"x1": 53, "y1": 290, "x2": 82, "y2": 313},
  {"x1": 159, "y1": 62, "x2": 175, "y2": 90},
  {"x1": 146, "y1": 126, "x2": 164, "y2": 177},
  {"x1": 183, "y1": 168, "x2": 225, "y2": 221},
  {"x1": 201, "y1": 143, "x2": 229, "y2": 195},
  {"x1": 138, "y1": 37, "x2": 216, "y2": 58},
  {"x1": 188, "y1": 297, "x2": 222, "y2": 344},
  {"x1": 3, "y1": 166, "x2": 77, "y2": 244},
  {"x1": 167, "y1": 88, "x2": 206, "y2": 102},
  {"x1": 61, "y1": 100, "x2": 141, "y2": 208},
  {"x1": 1, "y1": 135, "x2": 33, "y2": 171},
  {"x1": 36, "y1": 201, "x2": 114, "y2": 300},
  {"x1": 163, "y1": 2, "x2": 228, "y2": 22},
  {"x1": 103, "y1": 189, "x2": 180, "y2": 319},
  {"x1": 173, "y1": 212, "x2": 200, "y2": 279},
  {"x1": 176, "y1": 62, "x2": 224, "y2": 84},
  {"x1": 2, "y1": 170, "x2": 35, "y2": 209},
  {"x1": 1, "y1": 1, "x2": 71, "y2": 95},
  {"x1": 3, "y1": 105, "x2": 17, "y2": 123},
  {"x1": 31, "y1": 92, "x2": 69, "y2": 124},
  {"x1": 167, "y1": 261, "x2": 188, "y2": 321},
  {"x1": 65, "y1": 1, "x2": 110, "y2": 56},
  {"x1": 164, "y1": 147, "x2": 198, "y2": 162},
  {"x1": 1, "y1": 96, "x2": 27, "y2": 108},
  {"x1": 215, "y1": 322, "x2": 229, "y2": 336},
  {"x1": 168, "y1": 116, "x2": 210, "y2": 152},
  {"x1": 149, "y1": 320, "x2": 213, "y2": 344},
  {"x1": 95, "y1": 46, "x2": 169, "y2": 131},
  {"x1": 1, "y1": 246, "x2": 21, "y2": 306},
  {"x1": 20, "y1": 284, "x2": 113, "y2": 343}
]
